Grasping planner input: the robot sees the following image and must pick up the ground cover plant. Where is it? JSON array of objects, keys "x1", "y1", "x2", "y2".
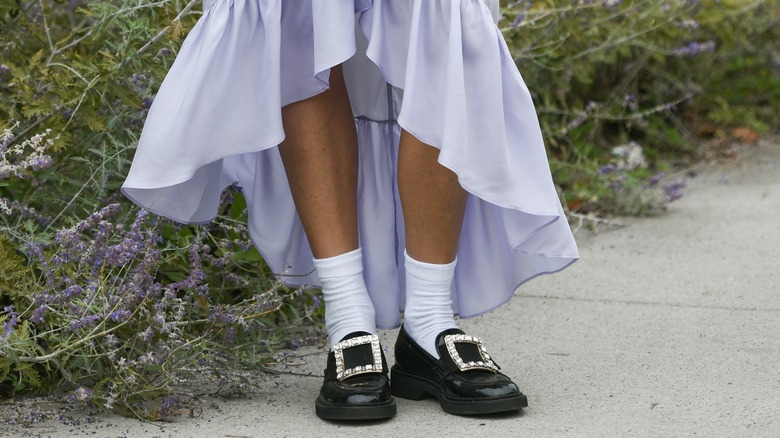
[{"x1": 1, "y1": 0, "x2": 778, "y2": 420}]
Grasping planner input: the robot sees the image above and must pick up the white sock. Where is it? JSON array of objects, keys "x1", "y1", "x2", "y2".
[
  {"x1": 313, "y1": 248, "x2": 376, "y2": 349},
  {"x1": 403, "y1": 250, "x2": 459, "y2": 359}
]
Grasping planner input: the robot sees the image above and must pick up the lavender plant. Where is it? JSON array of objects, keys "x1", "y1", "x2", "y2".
[
  {"x1": 2, "y1": 178, "x2": 319, "y2": 418},
  {"x1": 3, "y1": 118, "x2": 318, "y2": 419}
]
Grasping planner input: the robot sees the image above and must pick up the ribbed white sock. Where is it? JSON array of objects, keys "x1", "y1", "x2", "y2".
[
  {"x1": 403, "y1": 250, "x2": 459, "y2": 359},
  {"x1": 313, "y1": 248, "x2": 376, "y2": 349}
]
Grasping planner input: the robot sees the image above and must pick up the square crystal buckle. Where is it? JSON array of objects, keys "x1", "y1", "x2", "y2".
[
  {"x1": 333, "y1": 334, "x2": 383, "y2": 381},
  {"x1": 443, "y1": 334, "x2": 499, "y2": 372}
]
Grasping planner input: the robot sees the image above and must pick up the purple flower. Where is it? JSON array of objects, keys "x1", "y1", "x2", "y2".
[
  {"x1": 509, "y1": 0, "x2": 531, "y2": 28},
  {"x1": 0, "y1": 64, "x2": 10, "y2": 84},
  {"x1": 672, "y1": 41, "x2": 716, "y2": 57},
  {"x1": 141, "y1": 328, "x2": 154, "y2": 343},
  {"x1": 648, "y1": 172, "x2": 665, "y2": 187},
  {"x1": 131, "y1": 73, "x2": 146, "y2": 87},
  {"x1": 224, "y1": 327, "x2": 237, "y2": 343},
  {"x1": 30, "y1": 304, "x2": 47, "y2": 324},
  {"x1": 72, "y1": 204, "x2": 122, "y2": 233},
  {"x1": 311, "y1": 294, "x2": 322, "y2": 309},
  {"x1": 104, "y1": 237, "x2": 143, "y2": 267},
  {"x1": 63, "y1": 285, "x2": 84, "y2": 297},
  {"x1": 664, "y1": 181, "x2": 687, "y2": 201},
  {"x1": 609, "y1": 177, "x2": 625, "y2": 191},
  {"x1": 512, "y1": 13, "x2": 526, "y2": 27},
  {"x1": 623, "y1": 94, "x2": 638, "y2": 111},
  {"x1": 109, "y1": 309, "x2": 132, "y2": 322},
  {"x1": 224, "y1": 273, "x2": 247, "y2": 286},
  {"x1": 69, "y1": 387, "x2": 93, "y2": 406},
  {"x1": 599, "y1": 163, "x2": 617, "y2": 175},
  {"x1": 3, "y1": 310, "x2": 19, "y2": 338},
  {"x1": 208, "y1": 307, "x2": 235, "y2": 325},
  {"x1": 677, "y1": 19, "x2": 699, "y2": 30},
  {"x1": 69, "y1": 314, "x2": 103, "y2": 331}
]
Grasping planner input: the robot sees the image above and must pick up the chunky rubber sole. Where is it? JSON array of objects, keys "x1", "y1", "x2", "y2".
[
  {"x1": 315, "y1": 396, "x2": 396, "y2": 421},
  {"x1": 391, "y1": 366, "x2": 528, "y2": 415}
]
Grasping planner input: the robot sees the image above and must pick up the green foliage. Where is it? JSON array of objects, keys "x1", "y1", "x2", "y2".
[
  {"x1": 502, "y1": 0, "x2": 780, "y2": 214},
  {"x1": 1, "y1": 237, "x2": 35, "y2": 298},
  {"x1": 0, "y1": 1, "x2": 198, "y2": 218}
]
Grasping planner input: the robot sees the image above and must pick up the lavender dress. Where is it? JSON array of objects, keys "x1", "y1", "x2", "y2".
[{"x1": 122, "y1": 0, "x2": 579, "y2": 329}]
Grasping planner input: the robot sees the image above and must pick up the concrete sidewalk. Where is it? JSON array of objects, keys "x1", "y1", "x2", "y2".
[{"x1": 3, "y1": 139, "x2": 779, "y2": 437}]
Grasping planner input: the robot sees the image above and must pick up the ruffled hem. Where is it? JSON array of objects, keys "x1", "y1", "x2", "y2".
[{"x1": 122, "y1": 0, "x2": 579, "y2": 329}]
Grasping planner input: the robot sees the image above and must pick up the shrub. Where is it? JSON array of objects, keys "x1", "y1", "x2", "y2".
[
  {"x1": 1, "y1": 120, "x2": 321, "y2": 418},
  {"x1": 501, "y1": 0, "x2": 780, "y2": 214}
]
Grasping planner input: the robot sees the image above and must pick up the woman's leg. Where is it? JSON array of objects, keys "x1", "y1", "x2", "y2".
[
  {"x1": 278, "y1": 65, "x2": 358, "y2": 259},
  {"x1": 394, "y1": 131, "x2": 528, "y2": 416},
  {"x1": 398, "y1": 131, "x2": 468, "y2": 263},
  {"x1": 278, "y1": 65, "x2": 375, "y2": 346},
  {"x1": 284, "y1": 66, "x2": 395, "y2": 421},
  {"x1": 397, "y1": 130, "x2": 468, "y2": 357}
]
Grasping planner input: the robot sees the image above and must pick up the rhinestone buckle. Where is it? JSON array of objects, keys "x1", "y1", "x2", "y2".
[
  {"x1": 333, "y1": 334, "x2": 383, "y2": 381},
  {"x1": 443, "y1": 334, "x2": 499, "y2": 373}
]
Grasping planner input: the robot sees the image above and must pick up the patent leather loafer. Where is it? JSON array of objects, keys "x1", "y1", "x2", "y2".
[
  {"x1": 315, "y1": 332, "x2": 396, "y2": 420},
  {"x1": 391, "y1": 326, "x2": 527, "y2": 415}
]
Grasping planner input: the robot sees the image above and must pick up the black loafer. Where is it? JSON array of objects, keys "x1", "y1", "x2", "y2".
[
  {"x1": 315, "y1": 331, "x2": 396, "y2": 420},
  {"x1": 391, "y1": 326, "x2": 528, "y2": 415}
]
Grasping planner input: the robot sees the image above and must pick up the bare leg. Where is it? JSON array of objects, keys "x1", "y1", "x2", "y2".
[
  {"x1": 278, "y1": 65, "x2": 375, "y2": 348},
  {"x1": 278, "y1": 65, "x2": 358, "y2": 259},
  {"x1": 284, "y1": 68, "x2": 391, "y2": 420},
  {"x1": 398, "y1": 130, "x2": 467, "y2": 358},
  {"x1": 398, "y1": 131, "x2": 468, "y2": 263}
]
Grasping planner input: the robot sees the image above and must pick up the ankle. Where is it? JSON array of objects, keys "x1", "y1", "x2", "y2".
[
  {"x1": 402, "y1": 251, "x2": 458, "y2": 358},
  {"x1": 313, "y1": 248, "x2": 377, "y2": 348}
]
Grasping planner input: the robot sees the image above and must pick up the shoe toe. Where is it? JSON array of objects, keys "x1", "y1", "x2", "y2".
[
  {"x1": 446, "y1": 371, "x2": 521, "y2": 399},
  {"x1": 322, "y1": 374, "x2": 392, "y2": 404}
]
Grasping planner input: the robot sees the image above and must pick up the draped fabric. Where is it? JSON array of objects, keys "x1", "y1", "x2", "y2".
[{"x1": 122, "y1": 0, "x2": 579, "y2": 329}]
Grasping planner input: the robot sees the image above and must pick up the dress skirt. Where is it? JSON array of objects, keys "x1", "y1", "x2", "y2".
[{"x1": 122, "y1": 0, "x2": 579, "y2": 329}]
